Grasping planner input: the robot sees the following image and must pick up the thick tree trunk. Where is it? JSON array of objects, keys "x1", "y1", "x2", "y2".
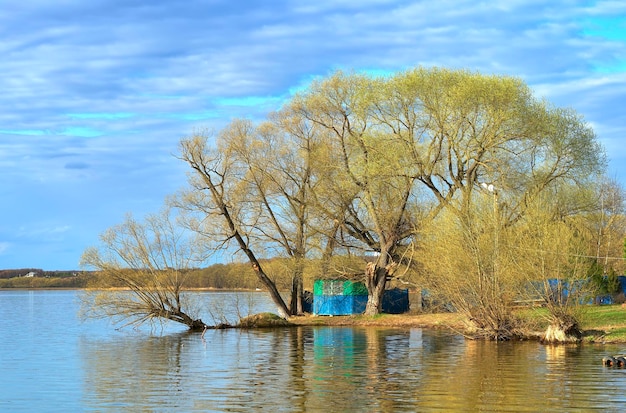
[
  {"x1": 188, "y1": 318, "x2": 209, "y2": 330},
  {"x1": 252, "y1": 263, "x2": 291, "y2": 318},
  {"x1": 542, "y1": 315, "x2": 582, "y2": 343},
  {"x1": 364, "y1": 262, "x2": 387, "y2": 316},
  {"x1": 289, "y1": 258, "x2": 305, "y2": 315},
  {"x1": 290, "y1": 275, "x2": 303, "y2": 315},
  {"x1": 162, "y1": 309, "x2": 209, "y2": 330}
]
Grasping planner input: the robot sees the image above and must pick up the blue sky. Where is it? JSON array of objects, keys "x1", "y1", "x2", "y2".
[{"x1": 1, "y1": 0, "x2": 625, "y2": 270}]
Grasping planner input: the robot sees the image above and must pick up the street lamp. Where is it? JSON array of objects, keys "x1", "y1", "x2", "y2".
[
  {"x1": 481, "y1": 182, "x2": 495, "y2": 193},
  {"x1": 480, "y1": 182, "x2": 499, "y2": 286},
  {"x1": 480, "y1": 182, "x2": 498, "y2": 218}
]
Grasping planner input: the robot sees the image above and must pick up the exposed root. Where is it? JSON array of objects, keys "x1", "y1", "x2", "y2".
[{"x1": 542, "y1": 317, "x2": 582, "y2": 344}]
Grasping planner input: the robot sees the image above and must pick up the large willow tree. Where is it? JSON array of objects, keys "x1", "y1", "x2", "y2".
[{"x1": 291, "y1": 68, "x2": 605, "y2": 323}]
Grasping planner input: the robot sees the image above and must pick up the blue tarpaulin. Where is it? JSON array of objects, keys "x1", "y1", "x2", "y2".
[
  {"x1": 312, "y1": 280, "x2": 410, "y2": 315},
  {"x1": 313, "y1": 294, "x2": 368, "y2": 315},
  {"x1": 381, "y1": 288, "x2": 410, "y2": 314},
  {"x1": 544, "y1": 276, "x2": 626, "y2": 305}
]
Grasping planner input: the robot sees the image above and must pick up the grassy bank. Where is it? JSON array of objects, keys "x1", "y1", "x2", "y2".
[
  {"x1": 289, "y1": 305, "x2": 626, "y2": 343},
  {"x1": 579, "y1": 305, "x2": 626, "y2": 343},
  {"x1": 290, "y1": 312, "x2": 466, "y2": 329}
]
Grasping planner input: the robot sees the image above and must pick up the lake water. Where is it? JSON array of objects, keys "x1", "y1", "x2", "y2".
[{"x1": 2, "y1": 290, "x2": 626, "y2": 412}]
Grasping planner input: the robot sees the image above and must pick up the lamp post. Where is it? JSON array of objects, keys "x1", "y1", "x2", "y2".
[
  {"x1": 481, "y1": 183, "x2": 499, "y2": 287},
  {"x1": 480, "y1": 183, "x2": 498, "y2": 217}
]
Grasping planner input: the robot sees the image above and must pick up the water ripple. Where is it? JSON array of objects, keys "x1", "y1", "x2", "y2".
[{"x1": 3, "y1": 291, "x2": 626, "y2": 412}]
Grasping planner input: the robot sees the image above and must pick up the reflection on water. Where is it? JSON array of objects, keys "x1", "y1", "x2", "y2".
[
  {"x1": 78, "y1": 327, "x2": 626, "y2": 412},
  {"x1": 4, "y1": 291, "x2": 626, "y2": 412}
]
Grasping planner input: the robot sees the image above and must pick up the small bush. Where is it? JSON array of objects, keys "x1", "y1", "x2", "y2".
[{"x1": 237, "y1": 313, "x2": 293, "y2": 328}]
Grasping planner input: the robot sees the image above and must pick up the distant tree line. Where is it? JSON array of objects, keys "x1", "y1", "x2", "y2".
[
  {"x1": 0, "y1": 272, "x2": 89, "y2": 288},
  {"x1": 0, "y1": 269, "x2": 43, "y2": 279},
  {"x1": 0, "y1": 269, "x2": 83, "y2": 279}
]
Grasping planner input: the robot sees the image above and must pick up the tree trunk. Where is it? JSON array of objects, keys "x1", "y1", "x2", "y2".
[
  {"x1": 364, "y1": 262, "x2": 387, "y2": 315},
  {"x1": 290, "y1": 275, "x2": 303, "y2": 315},
  {"x1": 162, "y1": 309, "x2": 209, "y2": 331},
  {"x1": 188, "y1": 318, "x2": 209, "y2": 331},
  {"x1": 252, "y1": 262, "x2": 291, "y2": 318},
  {"x1": 289, "y1": 258, "x2": 305, "y2": 315}
]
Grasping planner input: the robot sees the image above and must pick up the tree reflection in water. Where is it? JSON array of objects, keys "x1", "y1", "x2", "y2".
[{"x1": 80, "y1": 326, "x2": 626, "y2": 412}]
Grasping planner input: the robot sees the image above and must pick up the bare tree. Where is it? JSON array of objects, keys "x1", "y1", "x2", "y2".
[
  {"x1": 80, "y1": 208, "x2": 209, "y2": 330},
  {"x1": 176, "y1": 100, "x2": 350, "y2": 317},
  {"x1": 588, "y1": 178, "x2": 626, "y2": 274},
  {"x1": 221, "y1": 113, "x2": 324, "y2": 315},
  {"x1": 512, "y1": 191, "x2": 599, "y2": 342},
  {"x1": 177, "y1": 134, "x2": 292, "y2": 318}
]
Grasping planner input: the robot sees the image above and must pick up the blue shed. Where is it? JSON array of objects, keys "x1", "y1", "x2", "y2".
[
  {"x1": 313, "y1": 280, "x2": 368, "y2": 315},
  {"x1": 312, "y1": 280, "x2": 410, "y2": 315},
  {"x1": 381, "y1": 288, "x2": 410, "y2": 314}
]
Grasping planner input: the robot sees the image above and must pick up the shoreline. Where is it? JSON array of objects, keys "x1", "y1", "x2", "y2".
[
  {"x1": 6, "y1": 287, "x2": 625, "y2": 343},
  {"x1": 288, "y1": 312, "x2": 466, "y2": 330},
  {"x1": 287, "y1": 312, "x2": 623, "y2": 344}
]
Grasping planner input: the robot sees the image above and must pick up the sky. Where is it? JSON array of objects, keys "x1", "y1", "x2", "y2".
[{"x1": 1, "y1": 0, "x2": 625, "y2": 270}]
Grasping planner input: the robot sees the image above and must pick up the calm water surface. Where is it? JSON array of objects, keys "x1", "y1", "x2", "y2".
[{"x1": 2, "y1": 290, "x2": 626, "y2": 412}]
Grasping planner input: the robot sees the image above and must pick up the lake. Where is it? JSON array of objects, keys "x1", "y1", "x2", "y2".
[{"x1": 2, "y1": 290, "x2": 626, "y2": 412}]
